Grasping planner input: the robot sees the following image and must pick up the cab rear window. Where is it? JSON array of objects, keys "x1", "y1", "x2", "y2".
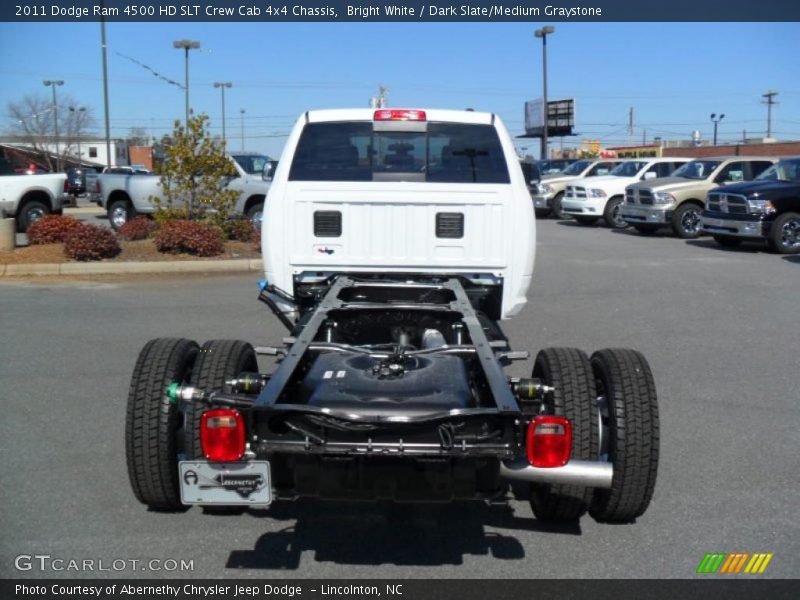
[{"x1": 289, "y1": 121, "x2": 510, "y2": 183}]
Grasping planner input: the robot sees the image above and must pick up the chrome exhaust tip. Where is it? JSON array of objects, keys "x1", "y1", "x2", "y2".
[{"x1": 500, "y1": 458, "x2": 613, "y2": 489}]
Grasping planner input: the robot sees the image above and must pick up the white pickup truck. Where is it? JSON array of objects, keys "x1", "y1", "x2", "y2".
[
  {"x1": 123, "y1": 108, "x2": 661, "y2": 528},
  {"x1": 95, "y1": 152, "x2": 274, "y2": 229},
  {"x1": 0, "y1": 173, "x2": 69, "y2": 232},
  {"x1": 561, "y1": 157, "x2": 691, "y2": 228}
]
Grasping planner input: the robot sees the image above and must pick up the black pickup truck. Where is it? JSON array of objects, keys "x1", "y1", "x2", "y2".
[{"x1": 701, "y1": 157, "x2": 800, "y2": 254}]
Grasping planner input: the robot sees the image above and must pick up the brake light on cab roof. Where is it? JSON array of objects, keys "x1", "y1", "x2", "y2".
[{"x1": 373, "y1": 109, "x2": 427, "y2": 121}]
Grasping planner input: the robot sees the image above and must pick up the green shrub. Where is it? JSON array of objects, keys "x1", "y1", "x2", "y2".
[
  {"x1": 64, "y1": 223, "x2": 121, "y2": 261},
  {"x1": 26, "y1": 215, "x2": 83, "y2": 245},
  {"x1": 153, "y1": 220, "x2": 224, "y2": 257}
]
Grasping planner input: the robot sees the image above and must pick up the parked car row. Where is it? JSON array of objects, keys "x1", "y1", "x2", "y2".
[{"x1": 529, "y1": 156, "x2": 800, "y2": 254}]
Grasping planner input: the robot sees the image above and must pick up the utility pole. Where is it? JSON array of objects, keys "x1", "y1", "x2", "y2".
[
  {"x1": 642, "y1": 128, "x2": 646, "y2": 145},
  {"x1": 628, "y1": 107, "x2": 634, "y2": 145},
  {"x1": 213, "y1": 82, "x2": 232, "y2": 144},
  {"x1": 761, "y1": 90, "x2": 778, "y2": 138},
  {"x1": 43, "y1": 80, "x2": 64, "y2": 171},
  {"x1": 240, "y1": 108, "x2": 245, "y2": 152}
]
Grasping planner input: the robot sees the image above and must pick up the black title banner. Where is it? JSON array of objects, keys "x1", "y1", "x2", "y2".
[
  {"x1": 2, "y1": 579, "x2": 798, "y2": 600},
  {"x1": 4, "y1": 0, "x2": 800, "y2": 22}
]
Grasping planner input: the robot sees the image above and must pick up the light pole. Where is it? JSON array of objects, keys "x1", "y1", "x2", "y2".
[
  {"x1": 173, "y1": 39, "x2": 201, "y2": 126},
  {"x1": 43, "y1": 79, "x2": 64, "y2": 170},
  {"x1": 69, "y1": 106, "x2": 87, "y2": 164},
  {"x1": 213, "y1": 82, "x2": 232, "y2": 144},
  {"x1": 710, "y1": 113, "x2": 725, "y2": 146},
  {"x1": 240, "y1": 108, "x2": 246, "y2": 152},
  {"x1": 100, "y1": 0, "x2": 112, "y2": 169},
  {"x1": 534, "y1": 26, "x2": 554, "y2": 160}
]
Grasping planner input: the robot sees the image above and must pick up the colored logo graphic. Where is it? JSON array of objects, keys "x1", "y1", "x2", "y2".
[{"x1": 696, "y1": 552, "x2": 773, "y2": 574}]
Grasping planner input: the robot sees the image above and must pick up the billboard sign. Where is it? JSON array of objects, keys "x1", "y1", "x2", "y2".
[{"x1": 523, "y1": 98, "x2": 575, "y2": 137}]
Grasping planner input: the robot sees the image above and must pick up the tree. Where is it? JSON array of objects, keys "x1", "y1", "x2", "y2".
[
  {"x1": 126, "y1": 127, "x2": 150, "y2": 147},
  {"x1": 7, "y1": 94, "x2": 95, "y2": 171},
  {"x1": 153, "y1": 114, "x2": 239, "y2": 224}
]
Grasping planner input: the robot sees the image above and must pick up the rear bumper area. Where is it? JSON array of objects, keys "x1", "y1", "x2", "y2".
[
  {"x1": 701, "y1": 211, "x2": 767, "y2": 239},
  {"x1": 273, "y1": 454, "x2": 503, "y2": 501}
]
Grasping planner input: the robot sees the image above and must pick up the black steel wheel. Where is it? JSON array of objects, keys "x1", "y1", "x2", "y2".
[
  {"x1": 589, "y1": 349, "x2": 659, "y2": 523},
  {"x1": 125, "y1": 338, "x2": 198, "y2": 511},
  {"x1": 529, "y1": 348, "x2": 599, "y2": 522}
]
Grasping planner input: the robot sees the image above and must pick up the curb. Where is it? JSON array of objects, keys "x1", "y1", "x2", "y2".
[{"x1": 0, "y1": 258, "x2": 262, "y2": 277}]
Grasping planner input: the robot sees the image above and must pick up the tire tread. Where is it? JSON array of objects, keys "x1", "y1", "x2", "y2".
[{"x1": 590, "y1": 348, "x2": 659, "y2": 522}]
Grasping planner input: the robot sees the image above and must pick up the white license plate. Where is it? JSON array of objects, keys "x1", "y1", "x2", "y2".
[{"x1": 179, "y1": 461, "x2": 272, "y2": 506}]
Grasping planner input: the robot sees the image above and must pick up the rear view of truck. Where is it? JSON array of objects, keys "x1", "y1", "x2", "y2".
[{"x1": 125, "y1": 108, "x2": 659, "y2": 524}]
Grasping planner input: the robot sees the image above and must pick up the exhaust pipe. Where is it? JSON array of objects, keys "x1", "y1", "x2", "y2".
[{"x1": 500, "y1": 458, "x2": 613, "y2": 489}]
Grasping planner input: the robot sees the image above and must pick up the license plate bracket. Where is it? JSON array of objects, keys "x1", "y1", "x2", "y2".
[{"x1": 179, "y1": 461, "x2": 272, "y2": 506}]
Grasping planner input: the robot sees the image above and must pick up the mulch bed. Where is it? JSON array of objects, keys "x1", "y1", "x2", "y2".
[{"x1": 0, "y1": 240, "x2": 260, "y2": 265}]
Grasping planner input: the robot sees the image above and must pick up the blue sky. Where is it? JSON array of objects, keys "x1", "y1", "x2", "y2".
[{"x1": 1, "y1": 21, "x2": 798, "y2": 158}]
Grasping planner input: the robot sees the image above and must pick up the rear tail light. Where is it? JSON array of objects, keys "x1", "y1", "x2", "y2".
[
  {"x1": 96, "y1": 180, "x2": 101, "y2": 194},
  {"x1": 526, "y1": 416, "x2": 571, "y2": 468},
  {"x1": 63, "y1": 178, "x2": 69, "y2": 193},
  {"x1": 200, "y1": 408, "x2": 246, "y2": 462},
  {"x1": 374, "y1": 109, "x2": 426, "y2": 121}
]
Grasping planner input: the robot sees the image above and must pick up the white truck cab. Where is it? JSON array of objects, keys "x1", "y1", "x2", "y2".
[
  {"x1": 560, "y1": 157, "x2": 691, "y2": 228},
  {"x1": 262, "y1": 108, "x2": 535, "y2": 320}
]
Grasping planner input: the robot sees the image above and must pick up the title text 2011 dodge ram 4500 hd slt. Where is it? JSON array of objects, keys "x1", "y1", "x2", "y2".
[
  {"x1": 623, "y1": 157, "x2": 777, "y2": 238},
  {"x1": 561, "y1": 158, "x2": 690, "y2": 228},
  {"x1": 701, "y1": 156, "x2": 800, "y2": 254},
  {"x1": 532, "y1": 158, "x2": 622, "y2": 219},
  {"x1": 125, "y1": 109, "x2": 660, "y2": 525},
  {"x1": 0, "y1": 172, "x2": 69, "y2": 232},
  {"x1": 96, "y1": 152, "x2": 274, "y2": 229}
]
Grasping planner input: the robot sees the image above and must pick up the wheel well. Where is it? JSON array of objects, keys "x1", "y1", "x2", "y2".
[
  {"x1": 244, "y1": 194, "x2": 265, "y2": 214},
  {"x1": 18, "y1": 190, "x2": 52, "y2": 215},
  {"x1": 108, "y1": 191, "x2": 132, "y2": 208},
  {"x1": 680, "y1": 199, "x2": 704, "y2": 208}
]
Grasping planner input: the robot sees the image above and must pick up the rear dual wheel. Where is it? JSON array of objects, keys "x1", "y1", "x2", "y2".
[
  {"x1": 589, "y1": 349, "x2": 659, "y2": 523},
  {"x1": 529, "y1": 348, "x2": 598, "y2": 521},
  {"x1": 125, "y1": 338, "x2": 258, "y2": 512},
  {"x1": 529, "y1": 347, "x2": 659, "y2": 523},
  {"x1": 125, "y1": 338, "x2": 198, "y2": 511},
  {"x1": 184, "y1": 339, "x2": 258, "y2": 461}
]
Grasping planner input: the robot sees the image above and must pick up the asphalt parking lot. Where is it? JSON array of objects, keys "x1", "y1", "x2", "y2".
[{"x1": 0, "y1": 218, "x2": 798, "y2": 579}]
